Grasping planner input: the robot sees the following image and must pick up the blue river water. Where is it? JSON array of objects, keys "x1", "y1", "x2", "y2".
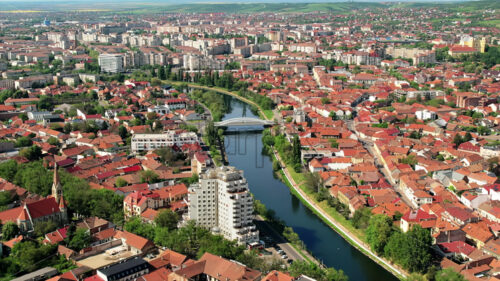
[{"x1": 221, "y1": 96, "x2": 399, "y2": 281}]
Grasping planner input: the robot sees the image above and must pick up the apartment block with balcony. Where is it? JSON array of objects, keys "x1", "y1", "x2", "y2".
[{"x1": 188, "y1": 166, "x2": 259, "y2": 245}]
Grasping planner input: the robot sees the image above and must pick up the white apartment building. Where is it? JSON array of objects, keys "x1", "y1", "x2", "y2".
[
  {"x1": 415, "y1": 109, "x2": 437, "y2": 121},
  {"x1": 131, "y1": 131, "x2": 198, "y2": 153},
  {"x1": 183, "y1": 54, "x2": 226, "y2": 71},
  {"x1": 98, "y1": 54, "x2": 124, "y2": 73},
  {"x1": 188, "y1": 166, "x2": 259, "y2": 245}
]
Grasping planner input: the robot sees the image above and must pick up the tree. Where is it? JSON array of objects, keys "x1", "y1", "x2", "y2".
[
  {"x1": 68, "y1": 228, "x2": 91, "y2": 251},
  {"x1": 154, "y1": 209, "x2": 179, "y2": 230},
  {"x1": 20, "y1": 145, "x2": 42, "y2": 161},
  {"x1": 118, "y1": 125, "x2": 128, "y2": 139},
  {"x1": 384, "y1": 226, "x2": 432, "y2": 273},
  {"x1": 124, "y1": 217, "x2": 155, "y2": 241},
  {"x1": 304, "y1": 172, "x2": 324, "y2": 193},
  {"x1": 13, "y1": 161, "x2": 53, "y2": 196},
  {"x1": 435, "y1": 268, "x2": 466, "y2": 281},
  {"x1": 48, "y1": 137, "x2": 59, "y2": 146},
  {"x1": 155, "y1": 147, "x2": 176, "y2": 165},
  {"x1": 352, "y1": 207, "x2": 372, "y2": 229},
  {"x1": 400, "y1": 155, "x2": 418, "y2": 167},
  {"x1": 0, "y1": 160, "x2": 18, "y2": 182},
  {"x1": 140, "y1": 170, "x2": 159, "y2": 184},
  {"x1": 405, "y1": 273, "x2": 428, "y2": 281},
  {"x1": 151, "y1": 78, "x2": 162, "y2": 86},
  {"x1": 65, "y1": 223, "x2": 76, "y2": 245},
  {"x1": 11, "y1": 241, "x2": 57, "y2": 272},
  {"x1": 115, "y1": 177, "x2": 128, "y2": 187},
  {"x1": 453, "y1": 134, "x2": 463, "y2": 146},
  {"x1": 18, "y1": 113, "x2": 28, "y2": 121},
  {"x1": 366, "y1": 214, "x2": 393, "y2": 255},
  {"x1": 288, "y1": 260, "x2": 348, "y2": 281},
  {"x1": 292, "y1": 135, "x2": 301, "y2": 170},
  {"x1": 158, "y1": 66, "x2": 166, "y2": 80},
  {"x1": 0, "y1": 191, "x2": 15, "y2": 209},
  {"x1": 409, "y1": 131, "x2": 421, "y2": 139},
  {"x1": 406, "y1": 225, "x2": 432, "y2": 272},
  {"x1": 15, "y1": 136, "x2": 32, "y2": 148},
  {"x1": 63, "y1": 123, "x2": 72, "y2": 134},
  {"x1": 34, "y1": 220, "x2": 58, "y2": 237},
  {"x1": 37, "y1": 95, "x2": 53, "y2": 111},
  {"x1": 329, "y1": 139, "x2": 339, "y2": 148},
  {"x1": 2, "y1": 221, "x2": 19, "y2": 240},
  {"x1": 463, "y1": 132, "x2": 472, "y2": 142}
]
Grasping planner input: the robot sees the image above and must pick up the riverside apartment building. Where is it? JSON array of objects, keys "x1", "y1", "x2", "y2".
[{"x1": 188, "y1": 166, "x2": 259, "y2": 244}]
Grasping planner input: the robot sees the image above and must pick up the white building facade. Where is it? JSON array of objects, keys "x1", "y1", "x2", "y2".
[
  {"x1": 98, "y1": 54, "x2": 124, "y2": 73},
  {"x1": 188, "y1": 166, "x2": 259, "y2": 245},
  {"x1": 131, "y1": 131, "x2": 198, "y2": 152}
]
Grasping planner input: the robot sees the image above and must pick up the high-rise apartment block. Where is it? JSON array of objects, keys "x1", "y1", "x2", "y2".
[{"x1": 188, "y1": 166, "x2": 259, "y2": 244}]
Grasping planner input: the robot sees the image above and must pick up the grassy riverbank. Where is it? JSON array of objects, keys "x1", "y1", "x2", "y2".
[
  {"x1": 271, "y1": 150, "x2": 406, "y2": 280},
  {"x1": 166, "y1": 81, "x2": 275, "y2": 121}
]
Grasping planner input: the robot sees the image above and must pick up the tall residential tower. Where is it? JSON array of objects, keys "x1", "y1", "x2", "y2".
[{"x1": 188, "y1": 166, "x2": 259, "y2": 244}]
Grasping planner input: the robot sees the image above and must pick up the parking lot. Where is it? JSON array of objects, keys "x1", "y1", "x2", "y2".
[{"x1": 254, "y1": 219, "x2": 305, "y2": 264}]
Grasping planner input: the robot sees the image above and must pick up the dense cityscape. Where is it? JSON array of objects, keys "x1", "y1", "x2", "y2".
[{"x1": 0, "y1": 1, "x2": 499, "y2": 281}]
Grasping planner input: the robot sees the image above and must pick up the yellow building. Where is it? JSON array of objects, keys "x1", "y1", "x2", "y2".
[{"x1": 460, "y1": 36, "x2": 486, "y2": 53}]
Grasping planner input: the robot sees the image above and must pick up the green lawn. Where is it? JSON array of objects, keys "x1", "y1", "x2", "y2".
[
  {"x1": 479, "y1": 19, "x2": 500, "y2": 28},
  {"x1": 263, "y1": 110, "x2": 274, "y2": 120}
]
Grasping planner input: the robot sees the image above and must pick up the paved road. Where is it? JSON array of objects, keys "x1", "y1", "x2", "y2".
[
  {"x1": 345, "y1": 121, "x2": 416, "y2": 208},
  {"x1": 254, "y1": 218, "x2": 305, "y2": 262}
]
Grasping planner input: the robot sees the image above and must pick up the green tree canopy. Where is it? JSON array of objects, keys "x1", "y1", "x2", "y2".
[
  {"x1": 435, "y1": 268, "x2": 466, "y2": 281},
  {"x1": 352, "y1": 207, "x2": 372, "y2": 229},
  {"x1": 154, "y1": 209, "x2": 179, "y2": 231},
  {"x1": 68, "y1": 228, "x2": 91, "y2": 251},
  {"x1": 2, "y1": 221, "x2": 19, "y2": 240},
  {"x1": 366, "y1": 214, "x2": 393, "y2": 255}
]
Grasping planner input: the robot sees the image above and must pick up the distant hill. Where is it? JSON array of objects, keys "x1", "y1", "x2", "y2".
[
  {"x1": 163, "y1": 2, "x2": 387, "y2": 13},
  {"x1": 0, "y1": 0, "x2": 498, "y2": 13}
]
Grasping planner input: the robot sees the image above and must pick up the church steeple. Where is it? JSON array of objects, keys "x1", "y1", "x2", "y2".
[{"x1": 52, "y1": 163, "x2": 63, "y2": 204}]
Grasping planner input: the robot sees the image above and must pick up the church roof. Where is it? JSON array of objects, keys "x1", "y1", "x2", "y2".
[{"x1": 26, "y1": 197, "x2": 60, "y2": 219}]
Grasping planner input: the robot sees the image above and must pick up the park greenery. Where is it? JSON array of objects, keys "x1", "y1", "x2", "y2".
[
  {"x1": 262, "y1": 131, "x2": 302, "y2": 172},
  {"x1": 190, "y1": 89, "x2": 228, "y2": 122},
  {"x1": 172, "y1": 70, "x2": 274, "y2": 112},
  {"x1": 0, "y1": 241, "x2": 75, "y2": 280},
  {"x1": 0, "y1": 160, "x2": 124, "y2": 225}
]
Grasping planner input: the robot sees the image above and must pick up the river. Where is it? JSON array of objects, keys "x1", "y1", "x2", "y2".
[{"x1": 221, "y1": 96, "x2": 399, "y2": 281}]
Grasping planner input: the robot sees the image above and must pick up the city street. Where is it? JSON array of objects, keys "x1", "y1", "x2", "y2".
[{"x1": 345, "y1": 120, "x2": 416, "y2": 208}]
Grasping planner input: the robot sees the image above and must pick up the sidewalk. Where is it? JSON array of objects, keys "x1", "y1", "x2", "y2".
[{"x1": 273, "y1": 149, "x2": 406, "y2": 279}]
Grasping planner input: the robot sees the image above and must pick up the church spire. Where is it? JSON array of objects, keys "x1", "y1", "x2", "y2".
[{"x1": 52, "y1": 163, "x2": 63, "y2": 204}]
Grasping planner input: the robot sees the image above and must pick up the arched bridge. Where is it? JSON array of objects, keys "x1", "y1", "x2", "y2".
[{"x1": 214, "y1": 117, "x2": 275, "y2": 127}]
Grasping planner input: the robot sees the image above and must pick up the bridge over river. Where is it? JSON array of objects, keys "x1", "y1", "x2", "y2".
[{"x1": 214, "y1": 117, "x2": 275, "y2": 127}]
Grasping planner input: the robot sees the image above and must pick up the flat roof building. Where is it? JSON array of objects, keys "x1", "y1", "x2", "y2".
[
  {"x1": 131, "y1": 131, "x2": 198, "y2": 153},
  {"x1": 98, "y1": 54, "x2": 124, "y2": 73}
]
